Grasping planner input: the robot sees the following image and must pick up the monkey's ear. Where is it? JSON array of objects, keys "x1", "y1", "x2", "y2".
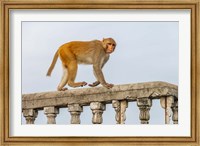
[{"x1": 102, "y1": 39, "x2": 107, "y2": 49}]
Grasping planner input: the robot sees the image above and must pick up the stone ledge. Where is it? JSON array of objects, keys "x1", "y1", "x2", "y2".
[{"x1": 22, "y1": 81, "x2": 178, "y2": 109}]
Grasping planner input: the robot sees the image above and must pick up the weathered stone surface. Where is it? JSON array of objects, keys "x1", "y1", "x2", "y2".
[
  {"x1": 172, "y1": 100, "x2": 178, "y2": 124},
  {"x1": 90, "y1": 102, "x2": 105, "y2": 124},
  {"x1": 137, "y1": 98, "x2": 152, "y2": 124},
  {"x1": 160, "y1": 96, "x2": 174, "y2": 124},
  {"x1": 44, "y1": 107, "x2": 59, "y2": 124},
  {"x1": 22, "y1": 82, "x2": 178, "y2": 110},
  {"x1": 23, "y1": 109, "x2": 38, "y2": 124},
  {"x1": 112, "y1": 100, "x2": 128, "y2": 124},
  {"x1": 112, "y1": 100, "x2": 120, "y2": 124},
  {"x1": 68, "y1": 104, "x2": 83, "y2": 124}
]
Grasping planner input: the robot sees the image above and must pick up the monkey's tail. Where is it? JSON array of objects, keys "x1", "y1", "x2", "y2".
[{"x1": 46, "y1": 50, "x2": 59, "y2": 76}]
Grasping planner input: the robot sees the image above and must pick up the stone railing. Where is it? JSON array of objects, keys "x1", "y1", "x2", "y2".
[{"x1": 22, "y1": 81, "x2": 178, "y2": 124}]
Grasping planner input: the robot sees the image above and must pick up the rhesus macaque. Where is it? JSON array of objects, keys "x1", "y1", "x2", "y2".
[{"x1": 46, "y1": 38, "x2": 116, "y2": 91}]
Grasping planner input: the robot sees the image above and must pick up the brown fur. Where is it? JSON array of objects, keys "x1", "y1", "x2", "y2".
[{"x1": 47, "y1": 38, "x2": 116, "y2": 91}]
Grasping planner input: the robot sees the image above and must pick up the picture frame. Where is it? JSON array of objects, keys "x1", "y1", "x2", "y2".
[{"x1": 0, "y1": 0, "x2": 199, "y2": 145}]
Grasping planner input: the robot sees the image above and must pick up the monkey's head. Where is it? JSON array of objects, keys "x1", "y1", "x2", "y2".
[{"x1": 102, "y1": 38, "x2": 116, "y2": 54}]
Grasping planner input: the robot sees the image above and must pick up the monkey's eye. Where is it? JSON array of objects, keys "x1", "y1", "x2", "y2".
[{"x1": 108, "y1": 43, "x2": 115, "y2": 47}]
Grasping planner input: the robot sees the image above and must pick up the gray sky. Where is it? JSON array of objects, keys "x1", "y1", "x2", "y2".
[{"x1": 22, "y1": 21, "x2": 178, "y2": 125}]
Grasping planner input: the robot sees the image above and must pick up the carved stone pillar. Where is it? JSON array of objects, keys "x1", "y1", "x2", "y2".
[
  {"x1": 112, "y1": 100, "x2": 120, "y2": 124},
  {"x1": 137, "y1": 98, "x2": 152, "y2": 124},
  {"x1": 171, "y1": 100, "x2": 178, "y2": 124},
  {"x1": 90, "y1": 102, "x2": 105, "y2": 124},
  {"x1": 112, "y1": 100, "x2": 128, "y2": 124},
  {"x1": 23, "y1": 109, "x2": 38, "y2": 124},
  {"x1": 68, "y1": 104, "x2": 83, "y2": 124},
  {"x1": 160, "y1": 96, "x2": 174, "y2": 124},
  {"x1": 44, "y1": 107, "x2": 59, "y2": 124}
]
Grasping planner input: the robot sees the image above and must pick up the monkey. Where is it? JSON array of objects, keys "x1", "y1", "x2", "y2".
[{"x1": 46, "y1": 38, "x2": 116, "y2": 91}]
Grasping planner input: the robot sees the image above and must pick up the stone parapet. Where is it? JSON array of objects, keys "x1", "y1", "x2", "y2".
[
  {"x1": 22, "y1": 81, "x2": 178, "y2": 109},
  {"x1": 22, "y1": 81, "x2": 178, "y2": 124}
]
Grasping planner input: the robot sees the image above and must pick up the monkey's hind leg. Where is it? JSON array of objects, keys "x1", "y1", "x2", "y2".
[
  {"x1": 57, "y1": 64, "x2": 68, "y2": 91},
  {"x1": 67, "y1": 60, "x2": 87, "y2": 88}
]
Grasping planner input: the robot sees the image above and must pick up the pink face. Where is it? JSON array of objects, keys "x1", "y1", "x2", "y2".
[{"x1": 106, "y1": 43, "x2": 116, "y2": 54}]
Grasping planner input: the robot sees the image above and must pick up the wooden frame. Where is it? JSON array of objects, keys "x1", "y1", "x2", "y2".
[{"x1": 0, "y1": 0, "x2": 199, "y2": 145}]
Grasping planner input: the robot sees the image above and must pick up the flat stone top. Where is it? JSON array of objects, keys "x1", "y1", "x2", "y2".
[{"x1": 22, "y1": 81, "x2": 178, "y2": 100}]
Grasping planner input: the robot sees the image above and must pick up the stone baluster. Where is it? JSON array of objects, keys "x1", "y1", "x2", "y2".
[
  {"x1": 160, "y1": 96, "x2": 174, "y2": 124},
  {"x1": 44, "y1": 107, "x2": 59, "y2": 124},
  {"x1": 90, "y1": 102, "x2": 105, "y2": 124},
  {"x1": 23, "y1": 109, "x2": 38, "y2": 124},
  {"x1": 112, "y1": 100, "x2": 120, "y2": 124},
  {"x1": 137, "y1": 98, "x2": 152, "y2": 124},
  {"x1": 112, "y1": 100, "x2": 128, "y2": 124},
  {"x1": 68, "y1": 104, "x2": 83, "y2": 124},
  {"x1": 171, "y1": 100, "x2": 178, "y2": 124}
]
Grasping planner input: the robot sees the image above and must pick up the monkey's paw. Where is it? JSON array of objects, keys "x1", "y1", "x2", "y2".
[
  {"x1": 104, "y1": 83, "x2": 114, "y2": 89},
  {"x1": 80, "y1": 82, "x2": 87, "y2": 87},
  {"x1": 57, "y1": 87, "x2": 68, "y2": 91},
  {"x1": 88, "y1": 81, "x2": 100, "y2": 87}
]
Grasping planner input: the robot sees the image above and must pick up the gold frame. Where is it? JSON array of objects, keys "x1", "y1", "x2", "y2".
[{"x1": 0, "y1": 0, "x2": 199, "y2": 145}]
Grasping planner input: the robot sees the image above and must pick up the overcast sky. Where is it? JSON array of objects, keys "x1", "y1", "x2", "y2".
[{"x1": 22, "y1": 21, "x2": 178, "y2": 125}]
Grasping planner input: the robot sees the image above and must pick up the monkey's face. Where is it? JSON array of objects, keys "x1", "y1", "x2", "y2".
[
  {"x1": 106, "y1": 43, "x2": 116, "y2": 54},
  {"x1": 102, "y1": 38, "x2": 116, "y2": 54}
]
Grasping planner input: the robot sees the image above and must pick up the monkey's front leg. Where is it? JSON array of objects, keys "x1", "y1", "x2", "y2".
[{"x1": 93, "y1": 65, "x2": 114, "y2": 89}]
